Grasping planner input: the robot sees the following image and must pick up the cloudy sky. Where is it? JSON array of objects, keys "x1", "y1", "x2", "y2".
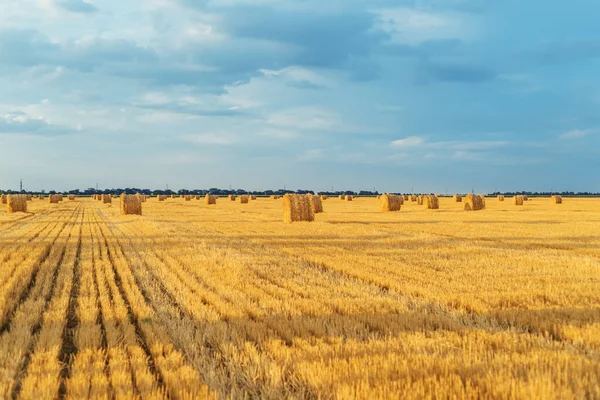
[{"x1": 1, "y1": 0, "x2": 599, "y2": 192}]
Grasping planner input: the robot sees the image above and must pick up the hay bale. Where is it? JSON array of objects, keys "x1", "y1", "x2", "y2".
[
  {"x1": 338, "y1": 195, "x2": 345, "y2": 200},
  {"x1": 205, "y1": 194, "x2": 217, "y2": 205},
  {"x1": 170, "y1": 194, "x2": 175, "y2": 199},
  {"x1": 417, "y1": 196, "x2": 424, "y2": 205},
  {"x1": 57, "y1": 194, "x2": 63, "y2": 202},
  {"x1": 7, "y1": 194, "x2": 27, "y2": 213},
  {"x1": 403, "y1": 195, "x2": 409, "y2": 201},
  {"x1": 228, "y1": 194, "x2": 236, "y2": 201},
  {"x1": 39, "y1": 195, "x2": 44, "y2": 200},
  {"x1": 238, "y1": 195, "x2": 249, "y2": 204},
  {"x1": 250, "y1": 195, "x2": 257, "y2": 200},
  {"x1": 551, "y1": 195, "x2": 563, "y2": 204},
  {"x1": 320, "y1": 195, "x2": 328, "y2": 201},
  {"x1": 158, "y1": 195, "x2": 166, "y2": 201},
  {"x1": 26, "y1": 194, "x2": 32, "y2": 201},
  {"x1": 270, "y1": 195, "x2": 280, "y2": 200},
  {"x1": 410, "y1": 195, "x2": 416, "y2": 202},
  {"x1": 345, "y1": 195, "x2": 353, "y2": 202},
  {"x1": 102, "y1": 194, "x2": 112, "y2": 204},
  {"x1": 497, "y1": 195, "x2": 505, "y2": 201},
  {"x1": 49, "y1": 195, "x2": 59, "y2": 204},
  {"x1": 68, "y1": 195, "x2": 76, "y2": 201},
  {"x1": 423, "y1": 195, "x2": 439, "y2": 209},
  {"x1": 0, "y1": 194, "x2": 6, "y2": 205},
  {"x1": 121, "y1": 194, "x2": 142, "y2": 215},
  {"x1": 379, "y1": 194, "x2": 402, "y2": 212},
  {"x1": 453, "y1": 194, "x2": 462, "y2": 202},
  {"x1": 307, "y1": 194, "x2": 323, "y2": 214},
  {"x1": 513, "y1": 195, "x2": 524, "y2": 206},
  {"x1": 283, "y1": 194, "x2": 314, "y2": 223},
  {"x1": 185, "y1": 195, "x2": 192, "y2": 201},
  {"x1": 464, "y1": 194, "x2": 485, "y2": 211},
  {"x1": 523, "y1": 195, "x2": 529, "y2": 201}
]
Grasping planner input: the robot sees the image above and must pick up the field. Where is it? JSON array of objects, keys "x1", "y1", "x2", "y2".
[{"x1": 0, "y1": 196, "x2": 599, "y2": 399}]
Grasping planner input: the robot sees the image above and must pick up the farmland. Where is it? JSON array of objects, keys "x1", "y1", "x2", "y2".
[{"x1": 0, "y1": 196, "x2": 599, "y2": 399}]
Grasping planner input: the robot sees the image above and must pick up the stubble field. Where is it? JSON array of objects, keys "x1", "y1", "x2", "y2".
[{"x1": 0, "y1": 196, "x2": 598, "y2": 399}]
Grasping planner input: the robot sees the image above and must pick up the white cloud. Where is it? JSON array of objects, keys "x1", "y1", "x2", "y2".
[
  {"x1": 181, "y1": 133, "x2": 235, "y2": 145},
  {"x1": 375, "y1": 7, "x2": 475, "y2": 45},
  {"x1": 560, "y1": 129, "x2": 598, "y2": 139},
  {"x1": 390, "y1": 136, "x2": 425, "y2": 147}
]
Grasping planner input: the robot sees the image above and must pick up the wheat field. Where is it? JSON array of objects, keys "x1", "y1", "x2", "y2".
[{"x1": 0, "y1": 196, "x2": 598, "y2": 399}]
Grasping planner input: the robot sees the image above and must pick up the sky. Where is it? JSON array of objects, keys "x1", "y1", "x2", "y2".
[{"x1": 1, "y1": 0, "x2": 599, "y2": 193}]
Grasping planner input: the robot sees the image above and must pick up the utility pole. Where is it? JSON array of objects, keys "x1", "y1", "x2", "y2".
[{"x1": 20, "y1": 179, "x2": 22, "y2": 192}]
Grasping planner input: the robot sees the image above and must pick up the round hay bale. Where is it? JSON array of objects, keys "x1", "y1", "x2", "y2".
[
  {"x1": 379, "y1": 194, "x2": 401, "y2": 212},
  {"x1": 453, "y1": 194, "x2": 462, "y2": 202},
  {"x1": 7, "y1": 194, "x2": 27, "y2": 213},
  {"x1": 497, "y1": 195, "x2": 505, "y2": 201},
  {"x1": 423, "y1": 195, "x2": 439, "y2": 209},
  {"x1": 464, "y1": 194, "x2": 485, "y2": 211},
  {"x1": 513, "y1": 195, "x2": 524, "y2": 206},
  {"x1": 283, "y1": 194, "x2": 314, "y2": 223},
  {"x1": 121, "y1": 194, "x2": 142, "y2": 215},
  {"x1": 307, "y1": 194, "x2": 323, "y2": 214},
  {"x1": 551, "y1": 195, "x2": 563, "y2": 204},
  {"x1": 205, "y1": 194, "x2": 217, "y2": 205}
]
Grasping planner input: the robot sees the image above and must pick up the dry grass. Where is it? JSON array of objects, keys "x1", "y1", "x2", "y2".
[{"x1": 0, "y1": 196, "x2": 599, "y2": 399}]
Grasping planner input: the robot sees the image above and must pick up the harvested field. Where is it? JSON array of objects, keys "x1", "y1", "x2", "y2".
[{"x1": 0, "y1": 196, "x2": 598, "y2": 398}]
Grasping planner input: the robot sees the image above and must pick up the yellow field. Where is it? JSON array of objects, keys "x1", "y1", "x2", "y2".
[{"x1": 0, "y1": 196, "x2": 599, "y2": 399}]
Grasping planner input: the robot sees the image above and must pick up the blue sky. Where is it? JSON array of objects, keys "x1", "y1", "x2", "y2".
[{"x1": 1, "y1": 0, "x2": 599, "y2": 193}]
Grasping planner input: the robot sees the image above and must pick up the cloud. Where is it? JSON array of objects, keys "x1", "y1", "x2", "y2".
[
  {"x1": 0, "y1": 111, "x2": 74, "y2": 135},
  {"x1": 390, "y1": 136, "x2": 425, "y2": 147},
  {"x1": 530, "y1": 40, "x2": 600, "y2": 65},
  {"x1": 181, "y1": 133, "x2": 236, "y2": 145},
  {"x1": 560, "y1": 129, "x2": 598, "y2": 139},
  {"x1": 417, "y1": 61, "x2": 497, "y2": 84},
  {"x1": 55, "y1": 0, "x2": 98, "y2": 14},
  {"x1": 375, "y1": 7, "x2": 475, "y2": 45}
]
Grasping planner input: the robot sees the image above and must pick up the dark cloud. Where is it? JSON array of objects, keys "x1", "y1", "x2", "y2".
[
  {"x1": 55, "y1": 0, "x2": 98, "y2": 13},
  {"x1": 416, "y1": 61, "x2": 497, "y2": 84},
  {"x1": 529, "y1": 40, "x2": 600, "y2": 65},
  {"x1": 0, "y1": 29, "x2": 156, "y2": 71},
  {"x1": 219, "y1": 7, "x2": 387, "y2": 69}
]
